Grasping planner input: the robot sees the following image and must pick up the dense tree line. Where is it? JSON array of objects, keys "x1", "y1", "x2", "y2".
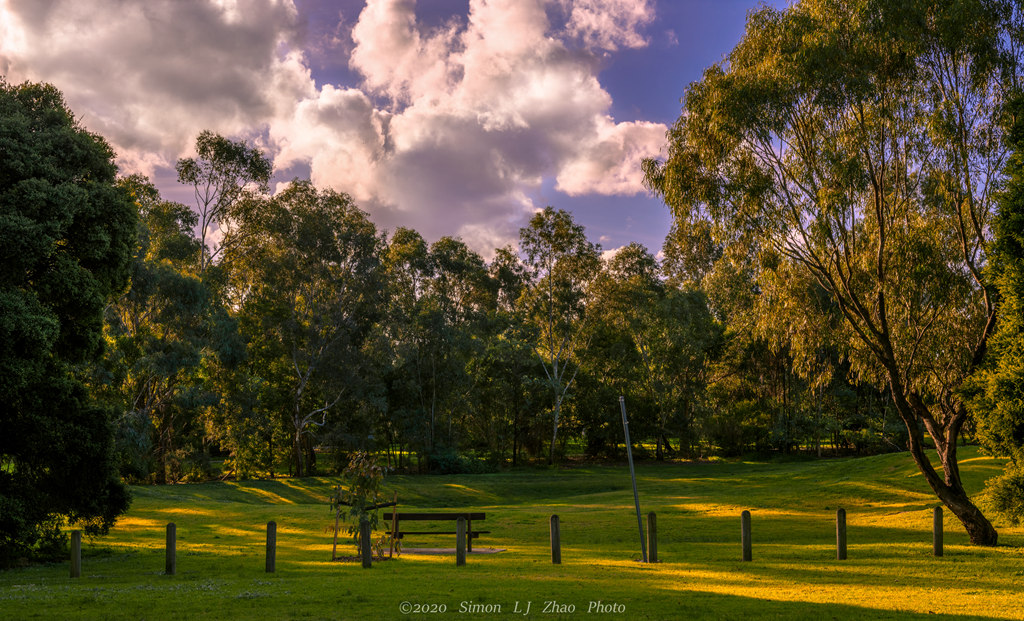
[
  {"x1": 89, "y1": 134, "x2": 905, "y2": 487},
  {"x1": 5, "y1": 0, "x2": 1024, "y2": 562}
]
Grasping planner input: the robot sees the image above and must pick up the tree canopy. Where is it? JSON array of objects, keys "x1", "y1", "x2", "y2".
[
  {"x1": 0, "y1": 80, "x2": 135, "y2": 563},
  {"x1": 644, "y1": 0, "x2": 1021, "y2": 545}
]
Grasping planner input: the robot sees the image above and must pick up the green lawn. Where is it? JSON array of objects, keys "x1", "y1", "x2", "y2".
[{"x1": 3, "y1": 448, "x2": 1023, "y2": 620}]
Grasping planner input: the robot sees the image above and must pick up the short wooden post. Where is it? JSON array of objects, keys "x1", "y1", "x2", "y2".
[
  {"x1": 550, "y1": 515, "x2": 561, "y2": 564},
  {"x1": 165, "y1": 523, "x2": 176, "y2": 576},
  {"x1": 933, "y1": 506, "x2": 943, "y2": 557},
  {"x1": 647, "y1": 512, "x2": 658, "y2": 563},
  {"x1": 456, "y1": 516, "x2": 467, "y2": 566},
  {"x1": 360, "y1": 519, "x2": 372, "y2": 569},
  {"x1": 836, "y1": 508, "x2": 847, "y2": 560},
  {"x1": 265, "y1": 521, "x2": 277, "y2": 573},
  {"x1": 70, "y1": 530, "x2": 81, "y2": 578},
  {"x1": 741, "y1": 510, "x2": 752, "y2": 562}
]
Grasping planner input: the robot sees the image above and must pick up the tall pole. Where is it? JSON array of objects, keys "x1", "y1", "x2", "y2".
[{"x1": 620, "y1": 396, "x2": 647, "y2": 563}]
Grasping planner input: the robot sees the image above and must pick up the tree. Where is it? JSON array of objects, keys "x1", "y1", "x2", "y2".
[
  {"x1": 230, "y1": 180, "x2": 383, "y2": 477},
  {"x1": 520, "y1": 207, "x2": 601, "y2": 464},
  {"x1": 175, "y1": 130, "x2": 272, "y2": 273},
  {"x1": 968, "y1": 93, "x2": 1024, "y2": 524},
  {"x1": 644, "y1": 0, "x2": 1019, "y2": 544},
  {"x1": 96, "y1": 175, "x2": 239, "y2": 484},
  {"x1": 593, "y1": 244, "x2": 722, "y2": 459},
  {"x1": 465, "y1": 247, "x2": 545, "y2": 464},
  {"x1": 0, "y1": 80, "x2": 135, "y2": 563}
]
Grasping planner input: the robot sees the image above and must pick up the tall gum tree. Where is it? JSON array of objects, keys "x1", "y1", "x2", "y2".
[
  {"x1": 520, "y1": 207, "x2": 600, "y2": 464},
  {"x1": 644, "y1": 0, "x2": 1022, "y2": 545},
  {"x1": 229, "y1": 180, "x2": 383, "y2": 477},
  {"x1": 175, "y1": 131, "x2": 272, "y2": 274}
]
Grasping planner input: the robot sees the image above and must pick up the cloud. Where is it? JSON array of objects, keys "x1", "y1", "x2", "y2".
[
  {"x1": 601, "y1": 246, "x2": 625, "y2": 263},
  {"x1": 556, "y1": 116, "x2": 666, "y2": 195},
  {"x1": 0, "y1": 0, "x2": 667, "y2": 257},
  {"x1": 0, "y1": 0, "x2": 311, "y2": 174},
  {"x1": 563, "y1": 0, "x2": 656, "y2": 51},
  {"x1": 272, "y1": 0, "x2": 666, "y2": 254}
]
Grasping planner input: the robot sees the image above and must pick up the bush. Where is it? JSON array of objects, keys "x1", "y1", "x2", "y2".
[
  {"x1": 427, "y1": 449, "x2": 497, "y2": 474},
  {"x1": 980, "y1": 465, "x2": 1024, "y2": 526}
]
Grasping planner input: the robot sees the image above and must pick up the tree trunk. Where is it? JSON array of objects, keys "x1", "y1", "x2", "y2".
[
  {"x1": 292, "y1": 429, "x2": 304, "y2": 478},
  {"x1": 548, "y1": 398, "x2": 560, "y2": 465},
  {"x1": 888, "y1": 376, "x2": 997, "y2": 546},
  {"x1": 304, "y1": 434, "x2": 316, "y2": 475}
]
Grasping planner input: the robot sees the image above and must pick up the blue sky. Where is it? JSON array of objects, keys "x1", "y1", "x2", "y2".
[{"x1": 0, "y1": 0, "x2": 780, "y2": 259}]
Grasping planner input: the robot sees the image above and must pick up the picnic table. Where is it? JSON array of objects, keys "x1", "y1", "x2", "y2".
[{"x1": 382, "y1": 511, "x2": 488, "y2": 552}]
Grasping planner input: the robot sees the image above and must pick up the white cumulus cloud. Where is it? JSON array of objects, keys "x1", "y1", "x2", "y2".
[{"x1": 0, "y1": 0, "x2": 666, "y2": 256}]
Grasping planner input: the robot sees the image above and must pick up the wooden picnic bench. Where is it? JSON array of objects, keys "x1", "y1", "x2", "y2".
[{"x1": 382, "y1": 512, "x2": 488, "y2": 552}]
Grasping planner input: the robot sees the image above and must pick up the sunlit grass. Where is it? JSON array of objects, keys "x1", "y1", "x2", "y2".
[{"x1": 1, "y1": 448, "x2": 1023, "y2": 620}]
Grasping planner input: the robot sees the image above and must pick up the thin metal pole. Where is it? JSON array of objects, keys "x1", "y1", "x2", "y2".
[{"x1": 620, "y1": 396, "x2": 647, "y2": 563}]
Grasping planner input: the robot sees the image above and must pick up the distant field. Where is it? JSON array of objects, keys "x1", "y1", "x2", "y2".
[{"x1": 2, "y1": 448, "x2": 1023, "y2": 620}]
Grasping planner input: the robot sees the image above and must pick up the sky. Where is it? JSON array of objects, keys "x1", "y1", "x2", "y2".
[{"x1": 0, "y1": 0, "x2": 781, "y2": 260}]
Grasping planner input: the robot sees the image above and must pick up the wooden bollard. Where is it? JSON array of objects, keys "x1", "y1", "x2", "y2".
[
  {"x1": 70, "y1": 530, "x2": 81, "y2": 578},
  {"x1": 836, "y1": 508, "x2": 847, "y2": 560},
  {"x1": 933, "y1": 507, "x2": 943, "y2": 557},
  {"x1": 647, "y1": 512, "x2": 658, "y2": 563},
  {"x1": 266, "y1": 521, "x2": 277, "y2": 573},
  {"x1": 550, "y1": 515, "x2": 561, "y2": 564},
  {"x1": 360, "y1": 519, "x2": 372, "y2": 569},
  {"x1": 741, "y1": 510, "x2": 752, "y2": 562},
  {"x1": 165, "y1": 523, "x2": 176, "y2": 576},
  {"x1": 456, "y1": 516, "x2": 467, "y2": 566}
]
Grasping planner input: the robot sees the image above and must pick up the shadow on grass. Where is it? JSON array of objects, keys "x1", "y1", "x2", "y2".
[{"x1": 662, "y1": 588, "x2": 1011, "y2": 621}]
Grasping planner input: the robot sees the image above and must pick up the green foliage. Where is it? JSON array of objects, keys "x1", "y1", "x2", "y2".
[
  {"x1": 980, "y1": 465, "x2": 1024, "y2": 526},
  {"x1": 231, "y1": 181, "x2": 384, "y2": 477},
  {"x1": 0, "y1": 80, "x2": 135, "y2": 564},
  {"x1": 519, "y1": 207, "x2": 601, "y2": 464},
  {"x1": 426, "y1": 448, "x2": 498, "y2": 475},
  {"x1": 644, "y1": 0, "x2": 1020, "y2": 545},
  {"x1": 96, "y1": 176, "x2": 227, "y2": 484},
  {"x1": 175, "y1": 130, "x2": 272, "y2": 272},
  {"x1": 331, "y1": 451, "x2": 391, "y2": 556},
  {"x1": 968, "y1": 93, "x2": 1024, "y2": 522}
]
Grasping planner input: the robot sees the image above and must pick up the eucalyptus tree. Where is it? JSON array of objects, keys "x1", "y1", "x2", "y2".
[
  {"x1": 644, "y1": 0, "x2": 1019, "y2": 544},
  {"x1": 374, "y1": 228, "x2": 435, "y2": 461},
  {"x1": 520, "y1": 207, "x2": 601, "y2": 464},
  {"x1": 0, "y1": 81, "x2": 134, "y2": 562},
  {"x1": 99, "y1": 176, "x2": 219, "y2": 484},
  {"x1": 594, "y1": 244, "x2": 722, "y2": 458},
  {"x1": 175, "y1": 130, "x2": 272, "y2": 273},
  {"x1": 425, "y1": 237, "x2": 491, "y2": 450},
  {"x1": 465, "y1": 246, "x2": 544, "y2": 464},
  {"x1": 374, "y1": 230, "x2": 493, "y2": 464},
  {"x1": 230, "y1": 180, "x2": 383, "y2": 477}
]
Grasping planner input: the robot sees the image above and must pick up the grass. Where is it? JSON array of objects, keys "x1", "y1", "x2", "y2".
[{"x1": 2, "y1": 448, "x2": 1024, "y2": 620}]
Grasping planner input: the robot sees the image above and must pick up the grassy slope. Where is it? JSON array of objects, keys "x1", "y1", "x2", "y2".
[{"x1": 2, "y1": 448, "x2": 1023, "y2": 620}]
